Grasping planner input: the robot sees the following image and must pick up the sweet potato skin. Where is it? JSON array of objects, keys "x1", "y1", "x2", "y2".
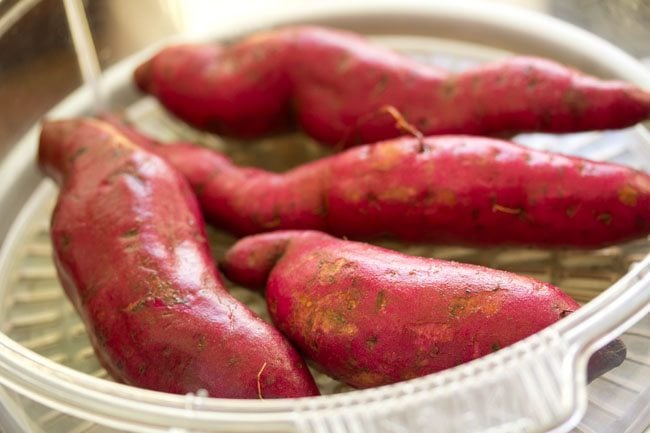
[
  {"x1": 135, "y1": 26, "x2": 650, "y2": 146},
  {"x1": 135, "y1": 35, "x2": 293, "y2": 138},
  {"x1": 222, "y1": 230, "x2": 581, "y2": 388},
  {"x1": 116, "y1": 121, "x2": 650, "y2": 248},
  {"x1": 38, "y1": 119, "x2": 319, "y2": 398}
]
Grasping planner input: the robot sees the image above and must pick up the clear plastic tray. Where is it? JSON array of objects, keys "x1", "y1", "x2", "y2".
[{"x1": 0, "y1": 2, "x2": 649, "y2": 433}]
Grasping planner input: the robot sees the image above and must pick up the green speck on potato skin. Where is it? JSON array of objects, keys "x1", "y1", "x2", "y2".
[
  {"x1": 121, "y1": 227, "x2": 139, "y2": 238},
  {"x1": 375, "y1": 290, "x2": 387, "y2": 312},
  {"x1": 597, "y1": 212, "x2": 613, "y2": 225},
  {"x1": 366, "y1": 335, "x2": 379, "y2": 350},
  {"x1": 197, "y1": 334, "x2": 207, "y2": 351},
  {"x1": 566, "y1": 205, "x2": 578, "y2": 218},
  {"x1": 59, "y1": 233, "x2": 72, "y2": 249},
  {"x1": 372, "y1": 74, "x2": 389, "y2": 96},
  {"x1": 68, "y1": 146, "x2": 88, "y2": 162}
]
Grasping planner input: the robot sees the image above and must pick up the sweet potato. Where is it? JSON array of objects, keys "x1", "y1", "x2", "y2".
[
  {"x1": 38, "y1": 118, "x2": 319, "y2": 398},
  {"x1": 221, "y1": 230, "x2": 623, "y2": 387},
  {"x1": 109, "y1": 120, "x2": 650, "y2": 248},
  {"x1": 134, "y1": 26, "x2": 650, "y2": 146}
]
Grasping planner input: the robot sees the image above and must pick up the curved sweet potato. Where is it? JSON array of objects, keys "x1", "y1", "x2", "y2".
[
  {"x1": 110, "y1": 120, "x2": 650, "y2": 248},
  {"x1": 222, "y1": 230, "x2": 585, "y2": 387},
  {"x1": 135, "y1": 26, "x2": 650, "y2": 146},
  {"x1": 38, "y1": 118, "x2": 319, "y2": 398}
]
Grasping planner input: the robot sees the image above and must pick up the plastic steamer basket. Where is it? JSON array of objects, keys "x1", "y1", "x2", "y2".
[{"x1": 0, "y1": 2, "x2": 649, "y2": 433}]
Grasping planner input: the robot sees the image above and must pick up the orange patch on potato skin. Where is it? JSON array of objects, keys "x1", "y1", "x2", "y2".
[
  {"x1": 448, "y1": 290, "x2": 503, "y2": 319},
  {"x1": 492, "y1": 203, "x2": 522, "y2": 215},
  {"x1": 308, "y1": 309, "x2": 358, "y2": 337},
  {"x1": 348, "y1": 370, "x2": 390, "y2": 388},
  {"x1": 318, "y1": 258, "x2": 354, "y2": 284},
  {"x1": 618, "y1": 184, "x2": 638, "y2": 206},
  {"x1": 436, "y1": 189, "x2": 457, "y2": 206},
  {"x1": 376, "y1": 186, "x2": 417, "y2": 202},
  {"x1": 375, "y1": 290, "x2": 387, "y2": 313},
  {"x1": 371, "y1": 144, "x2": 406, "y2": 171},
  {"x1": 343, "y1": 187, "x2": 364, "y2": 203},
  {"x1": 409, "y1": 322, "x2": 455, "y2": 344}
]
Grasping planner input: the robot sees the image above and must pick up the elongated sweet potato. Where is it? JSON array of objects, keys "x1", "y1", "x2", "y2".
[
  {"x1": 221, "y1": 230, "x2": 625, "y2": 387},
  {"x1": 108, "y1": 120, "x2": 650, "y2": 248},
  {"x1": 38, "y1": 118, "x2": 319, "y2": 398},
  {"x1": 135, "y1": 26, "x2": 650, "y2": 146}
]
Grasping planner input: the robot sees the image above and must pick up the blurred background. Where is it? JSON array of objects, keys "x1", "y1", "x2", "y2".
[{"x1": 1, "y1": 0, "x2": 650, "y2": 161}]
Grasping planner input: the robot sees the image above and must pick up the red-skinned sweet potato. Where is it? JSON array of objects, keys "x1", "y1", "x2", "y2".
[
  {"x1": 135, "y1": 26, "x2": 650, "y2": 146},
  {"x1": 107, "y1": 120, "x2": 650, "y2": 248},
  {"x1": 38, "y1": 118, "x2": 319, "y2": 398},
  {"x1": 221, "y1": 230, "x2": 585, "y2": 388}
]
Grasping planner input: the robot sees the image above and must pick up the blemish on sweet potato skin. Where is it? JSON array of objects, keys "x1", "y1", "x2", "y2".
[
  {"x1": 441, "y1": 80, "x2": 457, "y2": 98},
  {"x1": 371, "y1": 143, "x2": 405, "y2": 171},
  {"x1": 372, "y1": 74, "x2": 389, "y2": 97},
  {"x1": 566, "y1": 205, "x2": 578, "y2": 218},
  {"x1": 435, "y1": 189, "x2": 457, "y2": 206},
  {"x1": 492, "y1": 203, "x2": 523, "y2": 215},
  {"x1": 375, "y1": 290, "x2": 387, "y2": 313},
  {"x1": 318, "y1": 257, "x2": 355, "y2": 284},
  {"x1": 448, "y1": 291, "x2": 503, "y2": 319},
  {"x1": 597, "y1": 212, "x2": 613, "y2": 226},
  {"x1": 348, "y1": 370, "x2": 390, "y2": 388},
  {"x1": 224, "y1": 230, "x2": 581, "y2": 389},
  {"x1": 618, "y1": 184, "x2": 638, "y2": 206},
  {"x1": 310, "y1": 309, "x2": 359, "y2": 337}
]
